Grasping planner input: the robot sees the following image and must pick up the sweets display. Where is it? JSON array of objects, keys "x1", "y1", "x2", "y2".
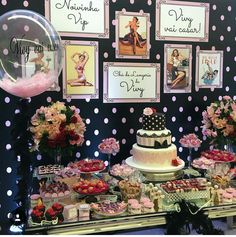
[
  {"x1": 63, "y1": 204, "x2": 78, "y2": 220},
  {"x1": 72, "y1": 178, "x2": 109, "y2": 195},
  {"x1": 30, "y1": 201, "x2": 64, "y2": 224},
  {"x1": 69, "y1": 159, "x2": 105, "y2": 172},
  {"x1": 90, "y1": 201, "x2": 127, "y2": 216},
  {"x1": 55, "y1": 167, "x2": 80, "y2": 178},
  {"x1": 110, "y1": 162, "x2": 135, "y2": 178},
  {"x1": 98, "y1": 138, "x2": 120, "y2": 155},
  {"x1": 179, "y1": 133, "x2": 202, "y2": 148},
  {"x1": 127, "y1": 197, "x2": 155, "y2": 215},
  {"x1": 192, "y1": 157, "x2": 216, "y2": 170},
  {"x1": 39, "y1": 181, "x2": 70, "y2": 199},
  {"x1": 38, "y1": 165, "x2": 61, "y2": 176},
  {"x1": 160, "y1": 178, "x2": 208, "y2": 193},
  {"x1": 119, "y1": 180, "x2": 141, "y2": 201},
  {"x1": 54, "y1": 167, "x2": 80, "y2": 187},
  {"x1": 127, "y1": 107, "x2": 184, "y2": 171},
  {"x1": 200, "y1": 150, "x2": 236, "y2": 162}
]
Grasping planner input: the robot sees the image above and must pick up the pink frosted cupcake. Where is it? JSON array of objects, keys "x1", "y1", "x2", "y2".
[
  {"x1": 222, "y1": 192, "x2": 233, "y2": 204},
  {"x1": 128, "y1": 199, "x2": 139, "y2": 207},
  {"x1": 225, "y1": 187, "x2": 235, "y2": 194},
  {"x1": 142, "y1": 201, "x2": 155, "y2": 213},
  {"x1": 140, "y1": 197, "x2": 151, "y2": 205},
  {"x1": 130, "y1": 203, "x2": 142, "y2": 215},
  {"x1": 52, "y1": 193, "x2": 58, "y2": 198},
  {"x1": 44, "y1": 192, "x2": 51, "y2": 198},
  {"x1": 30, "y1": 194, "x2": 41, "y2": 207}
]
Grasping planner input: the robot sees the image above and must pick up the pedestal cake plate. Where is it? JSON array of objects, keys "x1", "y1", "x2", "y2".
[{"x1": 126, "y1": 156, "x2": 185, "y2": 182}]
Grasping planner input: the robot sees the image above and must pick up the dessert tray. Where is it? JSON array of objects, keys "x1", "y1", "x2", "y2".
[
  {"x1": 157, "y1": 178, "x2": 210, "y2": 203},
  {"x1": 125, "y1": 156, "x2": 185, "y2": 173},
  {"x1": 200, "y1": 150, "x2": 236, "y2": 163},
  {"x1": 72, "y1": 179, "x2": 109, "y2": 196},
  {"x1": 69, "y1": 159, "x2": 105, "y2": 173},
  {"x1": 91, "y1": 201, "x2": 127, "y2": 217}
]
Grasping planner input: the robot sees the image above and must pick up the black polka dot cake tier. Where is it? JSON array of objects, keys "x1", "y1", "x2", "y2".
[{"x1": 142, "y1": 108, "x2": 165, "y2": 131}]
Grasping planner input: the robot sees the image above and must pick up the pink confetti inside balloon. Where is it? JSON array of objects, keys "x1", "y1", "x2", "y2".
[{"x1": 0, "y1": 10, "x2": 63, "y2": 98}]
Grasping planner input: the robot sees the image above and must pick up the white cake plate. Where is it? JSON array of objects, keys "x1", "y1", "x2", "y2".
[{"x1": 125, "y1": 156, "x2": 185, "y2": 173}]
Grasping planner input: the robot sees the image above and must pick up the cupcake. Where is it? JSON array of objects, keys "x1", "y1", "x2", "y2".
[
  {"x1": 222, "y1": 192, "x2": 233, "y2": 204},
  {"x1": 128, "y1": 199, "x2": 139, "y2": 208},
  {"x1": 140, "y1": 197, "x2": 151, "y2": 205},
  {"x1": 225, "y1": 187, "x2": 235, "y2": 194},
  {"x1": 45, "y1": 207, "x2": 57, "y2": 221},
  {"x1": 52, "y1": 203, "x2": 64, "y2": 214},
  {"x1": 130, "y1": 203, "x2": 142, "y2": 215},
  {"x1": 30, "y1": 194, "x2": 41, "y2": 207},
  {"x1": 142, "y1": 201, "x2": 155, "y2": 213},
  {"x1": 31, "y1": 209, "x2": 45, "y2": 223}
]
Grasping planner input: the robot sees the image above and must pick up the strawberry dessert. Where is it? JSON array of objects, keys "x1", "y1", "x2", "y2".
[
  {"x1": 201, "y1": 150, "x2": 235, "y2": 163},
  {"x1": 69, "y1": 159, "x2": 105, "y2": 172},
  {"x1": 73, "y1": 178, "x2": 109, "y2": 195}
]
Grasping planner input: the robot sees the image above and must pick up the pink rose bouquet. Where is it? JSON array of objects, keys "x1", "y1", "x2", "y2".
[
  {"x1": 98, "y1": 138, "x2": 120, "y2": 155},
  {"x1": 29, "y1": 101, "x2": 86, "y2": 157},
  {"x1": 201, "y1": 96, "x2": 236, "y2": 146},
  {"x1": 179, "y1": 133, "x2": 202, "y2": 148}
]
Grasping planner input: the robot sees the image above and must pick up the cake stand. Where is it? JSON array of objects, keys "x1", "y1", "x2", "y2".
[{"x1": 125, "y1": 156, "x2": 185, "y2": 182}]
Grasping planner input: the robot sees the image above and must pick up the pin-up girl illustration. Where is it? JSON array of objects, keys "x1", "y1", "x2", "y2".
[{"x1": 67, "y1": 51, "x2": 93, "y2": 86}]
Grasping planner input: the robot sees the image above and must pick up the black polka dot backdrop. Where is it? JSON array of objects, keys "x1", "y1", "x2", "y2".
[{"x1": 0, "y1": 0, "x2": 236, "y2": 233}]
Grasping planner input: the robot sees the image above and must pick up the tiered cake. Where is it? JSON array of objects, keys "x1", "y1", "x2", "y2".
[{"x1": 126, "y1": 108, "x2": 184, "y2": 173}]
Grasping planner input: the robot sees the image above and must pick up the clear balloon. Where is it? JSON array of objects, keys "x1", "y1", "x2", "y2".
[{"x1": 0, "y1": 10, "x2": 63, "y2": 98}]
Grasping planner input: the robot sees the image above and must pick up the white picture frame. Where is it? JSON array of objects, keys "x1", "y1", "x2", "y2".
[
  {"x1": 195, "y1": 49, "x2": 223, "y2": 90},
  {"x1": 115, "y1": 10, "x2": 151, "y2": 59},
  {"x1": 45, "y1": 0, "x2": 109, "y2": 38},
  {"x1": 156, "y1": 0, "x2": 210, "y2": 42},
  {"x1": 103, "y1": 62, "x2": 160, "y2": 103},
  {"x1": 164, "y1": 44, "x2": 192, "y2": 93}
]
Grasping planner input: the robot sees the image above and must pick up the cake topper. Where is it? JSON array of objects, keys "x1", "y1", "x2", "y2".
[{"x1": 143, "y1": 107, "x2": 157, "y2": 116}]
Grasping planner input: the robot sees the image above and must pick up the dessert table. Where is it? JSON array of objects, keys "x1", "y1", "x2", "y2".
[
  {"x1": 24, "y1": 172, "x2": 236, "y2": 235},
  {"x1": 24, "y1": 202, "x2": 236, "y2": 235}
]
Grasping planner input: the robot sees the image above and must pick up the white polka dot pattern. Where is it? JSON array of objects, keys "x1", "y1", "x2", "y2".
[{"x1": 0, "y1": 0, "x2": 235, "y2": 230}]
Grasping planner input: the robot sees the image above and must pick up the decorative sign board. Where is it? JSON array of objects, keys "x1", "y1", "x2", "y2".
[
  {"x1": 45, "y1": 0, "x2": 109, "y2": 38},
  {"x1": 156, "y1": 0, "x2": 209, "y2": 42},
  {"x1": 103, "y1": 62, "x2": 160, "y2": 103}
]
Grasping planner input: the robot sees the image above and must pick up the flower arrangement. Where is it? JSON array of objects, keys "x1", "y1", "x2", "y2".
[
  {"x1": 201, "y1": 96, "x2": 236, "y2": 147},
  {"x1": 98, "y1": 138, "x2": 120, "y2": 155},
  {"x1": 98, "y1": 137, "x2": 120, "y2": 172},
  {"x1": 143, "y1": 107, "x2": 157, "y2": 116},
  {"x1": 179, "y1": 133, "x2": 202, "y2": 148},
  {"x1": 29, "y1": 101, "x2": 86, "y2": 158}
]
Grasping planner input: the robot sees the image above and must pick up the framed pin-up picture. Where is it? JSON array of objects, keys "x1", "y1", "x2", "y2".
[
  {"x1": 115, "y1": 10, "x2": 151, "y2": 59},
  {"x1": 195, "y1": 49, "x2": 223, "y2": 90},
  {"x1": 156, "y1": 0, "x2": 210, "y2": 42},
  {"x1": 164, "y1": 44, "x2": 192, "y2": 93},
  {"x1": 103, "y1": 62, "x2": 160, "y2": 103},
  {"x1": 45, "y1": 0, "x2": 109, "y2": 38},
  {"x1": 62, "y1": 40, "x2": 99, "y2": 100},
  {"x1": 21, "y1": 47, "x2": 60, "y2": 91}
]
